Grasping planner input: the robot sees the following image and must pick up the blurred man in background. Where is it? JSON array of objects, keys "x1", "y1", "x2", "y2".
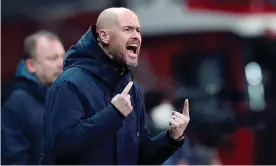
[{"x1": 1, "y1": 30, "x2": 65, "y2": 165}]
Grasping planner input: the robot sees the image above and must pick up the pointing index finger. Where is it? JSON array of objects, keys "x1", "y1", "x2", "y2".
[
  {"x1": 121, "y1": 81, "x2": 133, "y2": 95},
  {"x1": 183, "y1": 99, "x2": 189, "y2": 117}
]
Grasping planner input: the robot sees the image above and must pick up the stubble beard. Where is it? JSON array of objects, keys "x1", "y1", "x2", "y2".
[{"x1": 112, "y1": 52, "x2": 139, "y2": 68}]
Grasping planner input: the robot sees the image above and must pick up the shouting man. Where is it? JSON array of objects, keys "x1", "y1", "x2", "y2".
[{"x1": 42, "y1": 7, "x2": 190, "y2": 165}]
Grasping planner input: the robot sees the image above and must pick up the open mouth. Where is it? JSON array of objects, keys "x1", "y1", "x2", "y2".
[{"x1": 126, "y1": 44, "x2": 138, "y2": 55}]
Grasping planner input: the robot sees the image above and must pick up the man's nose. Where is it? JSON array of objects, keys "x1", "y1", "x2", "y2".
[{"x1": 132, "y1": 32, "x2": 141, "y2": 41}]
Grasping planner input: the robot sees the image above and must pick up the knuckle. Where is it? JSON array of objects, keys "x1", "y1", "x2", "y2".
[
  {"x1": 175, "y1": 112, "x2": 180, "y2": 116},
  {"x1": 124, "y1": 96, "x2": 130, "y2": 101},
  {"x1": 182, "y1": 120, "x2": 187, "y2": 125}
]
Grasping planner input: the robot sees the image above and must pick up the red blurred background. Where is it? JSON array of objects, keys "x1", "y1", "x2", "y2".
[{"x1": 2, "y1": 0, "x2": 276, "y2": 165}]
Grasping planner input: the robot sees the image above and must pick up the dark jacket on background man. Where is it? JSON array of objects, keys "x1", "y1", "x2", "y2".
[
  {"x1": 1, "y1": 60, "x2": 47, "y2": 164},
  {"x1": 41, "y1": 25, "x2": 184, "y2": 165}
]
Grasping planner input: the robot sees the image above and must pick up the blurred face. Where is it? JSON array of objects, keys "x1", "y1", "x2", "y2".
[
  {"x1": 30, "y1": 36, "x2": 65, "y2": 87},
  {"x1": 108, "y1": 11, "x2": 142, "y2": 67}
]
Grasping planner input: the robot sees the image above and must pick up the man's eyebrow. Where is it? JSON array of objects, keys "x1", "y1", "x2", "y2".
[
  {"x1": 122, "y1": 25, "x2": 134, "y2": 28},
  {"x1": 122, "y1": 25, "x2": 141, "y2": 30}
]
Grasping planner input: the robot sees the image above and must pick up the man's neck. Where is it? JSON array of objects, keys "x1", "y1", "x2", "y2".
[
  {"x1": 98, "y1": 42, "x2": 114, "y2": 60},
  {"x1": 97, "y1": 41, "x2": 127, "y2": 69}
]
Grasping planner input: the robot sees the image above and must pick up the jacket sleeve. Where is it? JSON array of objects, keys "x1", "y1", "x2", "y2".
[
  {"x1": 45, "y1": 81, "x2": 124, "y2": 157},
  {"x1": 1, "y1": 94, "x2": 31, "y2": 164},
  {"x1": 137, "y1": 87, "x2": 184, "y2": 165}
]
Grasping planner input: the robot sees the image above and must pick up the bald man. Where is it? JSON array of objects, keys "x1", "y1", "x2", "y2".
[{"x1": 42, "y1": 7, "x2": 190, "y2": 165}]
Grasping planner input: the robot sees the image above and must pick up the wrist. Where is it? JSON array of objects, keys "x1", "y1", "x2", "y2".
[
  {"x1": 166, "y1": 130, "x2": 184, "y2": 148},
  {"x1": 175, "y1": 135, "x2": 185, "y2": 141},
  {"x1": 169, "y1": 128, "x2": 184, "y2": 141},
  {"x1": 111, "y1": 104, "x2": 126, "y2": 119}
]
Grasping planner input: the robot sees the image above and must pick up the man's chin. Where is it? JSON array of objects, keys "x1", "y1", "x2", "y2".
[
  {"x1": 127, "y1": 61, "x2": 138, "y2": 68},
  {"x1": 116, "y1": 57, "x2": 138, "y2": 67}
]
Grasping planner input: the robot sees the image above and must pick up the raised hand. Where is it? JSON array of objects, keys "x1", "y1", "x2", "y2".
[
  {"x1": 111, "y1": 81, "x2": 134, "y2": 117},
  {"x1": 169, "y1": 99, "x2": 190, "y2": 140}
]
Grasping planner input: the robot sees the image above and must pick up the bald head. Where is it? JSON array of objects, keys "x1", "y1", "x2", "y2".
[
  {"x1": 96, "y1": 7, "x2": 137, "y2": 33},
  {"x1": 96, "y1": 7, "x2": 142, "y2": 67}
]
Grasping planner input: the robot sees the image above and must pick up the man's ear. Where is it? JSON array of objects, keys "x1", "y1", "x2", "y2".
[
  {"x1": 25, "y1": 58, "x2": 36, "y2": 74},
  {"x1": 98, "y1": 29, "x2": 110, "y2": 45}
]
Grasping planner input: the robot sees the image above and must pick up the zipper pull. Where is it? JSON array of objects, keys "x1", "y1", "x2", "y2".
[{"x1": 137, "y1": 132, "x2": 139, "y2": 137}]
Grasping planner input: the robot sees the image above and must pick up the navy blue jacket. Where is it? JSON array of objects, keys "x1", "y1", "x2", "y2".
[
  {"x1": 1, "y1": 60, "x2": 46, "y2": 164},
  {"x1": 42, "y1": 26, "x2": 184, "y2": 165}
]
